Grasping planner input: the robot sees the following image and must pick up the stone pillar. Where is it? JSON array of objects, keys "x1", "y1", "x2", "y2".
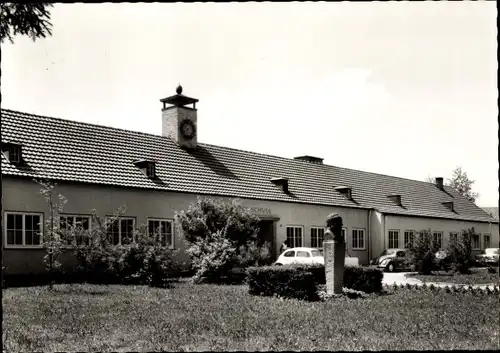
[{"x1": 323, "y1": 213, "x2": 344, "y2": 295}]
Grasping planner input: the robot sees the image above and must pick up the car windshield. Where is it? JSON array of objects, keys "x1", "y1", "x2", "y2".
[
  {"x1": 381, "y1": 249, "x2": 397, "y2": 256},
  {"x1": 311, "y1": 249, "x2": 323, "y2": 257}
]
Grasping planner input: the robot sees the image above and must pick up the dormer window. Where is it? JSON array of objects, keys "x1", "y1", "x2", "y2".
[
  {"x1": 1, "y1": 142, "x2": 23, "y2": 165},
  {"x1": 442, "y1": 201, "x2": 454, "y2": 212},
  {"x1": 335, "y1": 186, "x2": 352, "y2": 200},
  {"x1": 134, "y1": 159, "x2": 157, "y2": 179},
  {"x1": 270, "y1": 177, "x2": 289, "y2": 193},
  {"x1": 387, "y1": 194, "x2": 402, "y2": 206}
]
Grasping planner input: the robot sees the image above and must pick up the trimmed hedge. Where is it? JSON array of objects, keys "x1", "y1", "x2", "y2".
[
  {"x1": 298, "y1": 264, "x2": 383, "y2": 293},
  {"x1": 247, "y1": 264, "x2": 384, "y2": 301},
  {"x1": 247, "y1": 266, "x2": 319, "y2": 301}
]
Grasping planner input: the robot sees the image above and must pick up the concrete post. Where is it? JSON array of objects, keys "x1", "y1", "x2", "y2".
[{"x1": 323, "y1": 213, "x2": 344, "y2": 295}]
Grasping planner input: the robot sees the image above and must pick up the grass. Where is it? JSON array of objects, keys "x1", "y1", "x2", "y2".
[
  {"x1": 2, "y1": 282, "x2": 499, "y2": 352},
  {"x1": 406, "y1": 267, "x2": 500, "y2": 285}
]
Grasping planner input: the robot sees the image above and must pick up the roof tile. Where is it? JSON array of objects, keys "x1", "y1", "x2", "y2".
[{"x1": 1, "y1": 108, "x2": 496, "y2": 223}]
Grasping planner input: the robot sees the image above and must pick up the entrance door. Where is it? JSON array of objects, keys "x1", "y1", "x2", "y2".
[{"x1": 257, "y1": 220, "x2": 276, "y2": 264}]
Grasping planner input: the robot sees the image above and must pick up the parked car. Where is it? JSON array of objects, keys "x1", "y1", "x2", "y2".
[
  {"x1": 475, "y1": 248, "x2": 499, "y2": 265},
  {"x1": 274, "y1": 247, "x2": 359, "y2": 267},
  {"x1": 371, "y1": 248, "x2": 414, "y2": 272}
]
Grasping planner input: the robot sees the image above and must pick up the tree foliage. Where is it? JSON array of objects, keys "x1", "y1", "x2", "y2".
[
  {"x1": 175, "y1": 197, "x2": 272, "y2": 283},
  {"x1": 0, "y1": 3, "x2": 53, "y2": 43},
  {"x1": 447, "y1": 166, "x2": 479, "y2": 203}
]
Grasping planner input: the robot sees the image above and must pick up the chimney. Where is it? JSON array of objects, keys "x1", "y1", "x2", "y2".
[
  {"x1": 293, "y1": 155, "x2": 324, "y2": 164},
  {"x1": 435, "y1": 177, "x2": 444, "y2": 190},
  {"x1": 387, "y1": 194, "x2": 402, "y2": 206},
  {"x1": 160, "y1": 85, "x2": 199, "y2": 150},
  {"x1": 271, "y1": 177, "x2": 289, "y2": 193}
]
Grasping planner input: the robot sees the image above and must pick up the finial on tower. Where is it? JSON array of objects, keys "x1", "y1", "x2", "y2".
[{"x1": 176, "y1": 84, "x2": 183, "y2": 95}]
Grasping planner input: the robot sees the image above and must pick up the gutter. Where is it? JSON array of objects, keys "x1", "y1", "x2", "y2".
[
  {"x1": 367, "y1": 209, "x2": 372, "y2": 261},
  {"x1": 383, "y1": 214, "x2": 387, "y2": 252}
]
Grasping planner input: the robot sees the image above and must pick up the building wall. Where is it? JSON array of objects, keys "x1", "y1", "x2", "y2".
[
  {"x1": 369, "y1": 210, "x2": 384, "y2": 261},
  {"x1": 2, "y1": 177, "x2": 370, "y2": 274},
  {"x1": 384, "y1": 214, "x2": 499, "y2": 253}
]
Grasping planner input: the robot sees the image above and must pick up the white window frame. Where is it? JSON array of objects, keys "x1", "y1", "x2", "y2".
[
  {"x1": 286, "y1": 225, "x2": 304, "y2": 248},
  {"x1": 449, "y1": 232, "x2": 459, "y2": 244},
  {"x1": 105, "y1": 216, "x2": 136, "y2": 245},
  {"x1": 310, "y1": 226, "x2": 325, "y2": 248},
  {"x1": 351, "y1": 228, "x2": 366, "y2": 250},
  {"x1": 342, "y1": 227, "x2": 347, "y2": 245},
  {"x1": 472, "y1": 232, "x2": 481, "y2": 250},
  {"x1": 148, "y1": 218, "x2": 174, "y2": 249},
  {"x1": 432, "y1": 231, "x2": 443, "y2": 250},
  {"x1": 404, "y1": 230, "x2": 415, "y2": 248},
  {"x1": 483, "y1": 233, "x2": 491, "y2": 249},
  {"x1": 59, "y1": 214, "x2": 92, "y2": 246},
  {"x1": 4, "y1": 211, "x2": 44, "y2": 248},
  {"x1": 388, "y1": 229, "x2": 400, "y2": 249}
]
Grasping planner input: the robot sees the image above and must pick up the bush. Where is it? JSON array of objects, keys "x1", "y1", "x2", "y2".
[
  {"x1": 247, "y1": 266, "x2": 319, "y2": 301},
  {"x1": 175, "y1": 198, "x2": 272, "y2": 284},
  {"x1": 247, "y1": 264, "x2": 383, "y2": 300},
  {"x1": 74, "y1": 222, "x2": 179, "y2": 287},
  {"x1": 407, "y1": 229, "x2": 438, "y2": 275},
  {"x1": 447, "y1": 228, "x2": 475, "y2": 274}
]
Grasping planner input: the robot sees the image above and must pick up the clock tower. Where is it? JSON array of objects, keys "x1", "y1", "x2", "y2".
[{"x1": 160, "y1": 85, "x2": 199, "y2": 150}]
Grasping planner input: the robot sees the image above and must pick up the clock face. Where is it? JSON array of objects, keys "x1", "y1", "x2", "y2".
[{"x1": 180, "y1": 119, "x2": 196, "y2": 140}]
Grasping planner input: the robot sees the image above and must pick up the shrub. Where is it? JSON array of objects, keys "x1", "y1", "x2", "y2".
[
  {"x1": 175, "y1": 198, "x2": 271, "y2": 284},
  {"x1": 299, "y1": 264, "x2": 383, "y2": 293},
  {"x1": 74, "y1": 219, "x2": 178, "y2": 287},
  {"x1": 247, "y1": 266, "x2": 319, "y2": 301},
  {"x1": 447, "y1": 228, "x2": 475, "y2": 274},
  {"x1": 247, "y1": 264, "x2": 383, "y2": 300},
  {"x1": 407, "y1": 229, "x2": 438, "y2": 275}
]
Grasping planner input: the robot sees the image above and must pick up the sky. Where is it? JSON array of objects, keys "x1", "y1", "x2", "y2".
[{"x1": 1, "y1": 2, "x2": 498, "y2": 207}]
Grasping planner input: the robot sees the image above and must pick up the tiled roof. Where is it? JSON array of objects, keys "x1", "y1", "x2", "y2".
[
  {"x1": 1, "y1": 108, "x2": 496, "y2": 223},
  {"x1": 482, "y1": 207, "x2": 499, "y2": 221}
]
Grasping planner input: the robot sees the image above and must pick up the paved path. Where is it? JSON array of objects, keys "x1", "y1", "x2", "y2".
[{"x1": 382, "y1": 272, "x2": 499, "y2": 291}]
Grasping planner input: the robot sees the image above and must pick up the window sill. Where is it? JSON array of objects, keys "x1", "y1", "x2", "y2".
[
  {"x1": 351, "y1": 248, "x2": 367, "y2": 251},
  {"x1": 4, "y1": 245, "x2": 44, "y2": 250}
]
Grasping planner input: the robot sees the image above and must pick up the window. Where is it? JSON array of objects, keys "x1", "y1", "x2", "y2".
[
  {"x1": 296, "y1": 251, "x2": 310, "y2": 257},
  {"x1": 433, "y1": 231, "x2": 443, "y2": 250},
  {"x1": 449, "y1": 232, "x2": 458, "y2": 244},
  {"x1": 8, "y1": 145, "x2": 21, "y2": 163},
  {"x1": 286, "y1": 226, "x2": 303, "y2": 248},
  {"x1": 404, "y1": 230, "x2": 415, "y2": 248},
  {"x1": 351, "y1": 228, "x2": 365, "y2": 250},
  {"x1": 310, "y1": 227, "x2": 324, "y2": 248},
  {"x1": 283, "y1": 250, "x2": 295, "y2": 257},
  {"x1": 106, "y1": 217, "x2": 135, "y2": 245},
  {"x1": 5, "y1": 212, "x2": 43, "y2": 247},
  {"x1": 388, "y1": 230, "x2": 399, "y2": 248},
  {"x1": 472, "y1": 233, "x2": 480, "y2": 250},
  {"x1": 483, "y1": 234, "x2": 491, "y2": 249},
  {"x1": 60, "y1": 215, "x2": 91, "y2": 245},
  {"x1": 148, "y1": 219, "x2": 174, "y2": 248},
  {"x1": 146, "y1": 163, "x2": 156, "y2": 178}
]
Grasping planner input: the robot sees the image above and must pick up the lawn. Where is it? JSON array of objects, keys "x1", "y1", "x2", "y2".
[
  {"x1": 405, "y1": 267, "x2": 500, "y2": 285},
  {"x1": 2, "y1": 282, "x2": 499, "y2": 351}
]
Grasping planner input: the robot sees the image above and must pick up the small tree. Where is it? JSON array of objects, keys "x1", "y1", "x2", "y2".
[
  {"x1": 175, "y1": 197, "x2": 271, "y2": 283},
  {"x1": 447, "y1": 228, "x2": 475, "y2": 274},
  {"x1": 37, "y1": 179, "x2": 67, "y2": 289},
  {"x1": 407, "y1": 229, "x2": 438, "y2": 275},
  {"x1": 447, "y1": 166, "x2": 479, "y2": 204}
]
